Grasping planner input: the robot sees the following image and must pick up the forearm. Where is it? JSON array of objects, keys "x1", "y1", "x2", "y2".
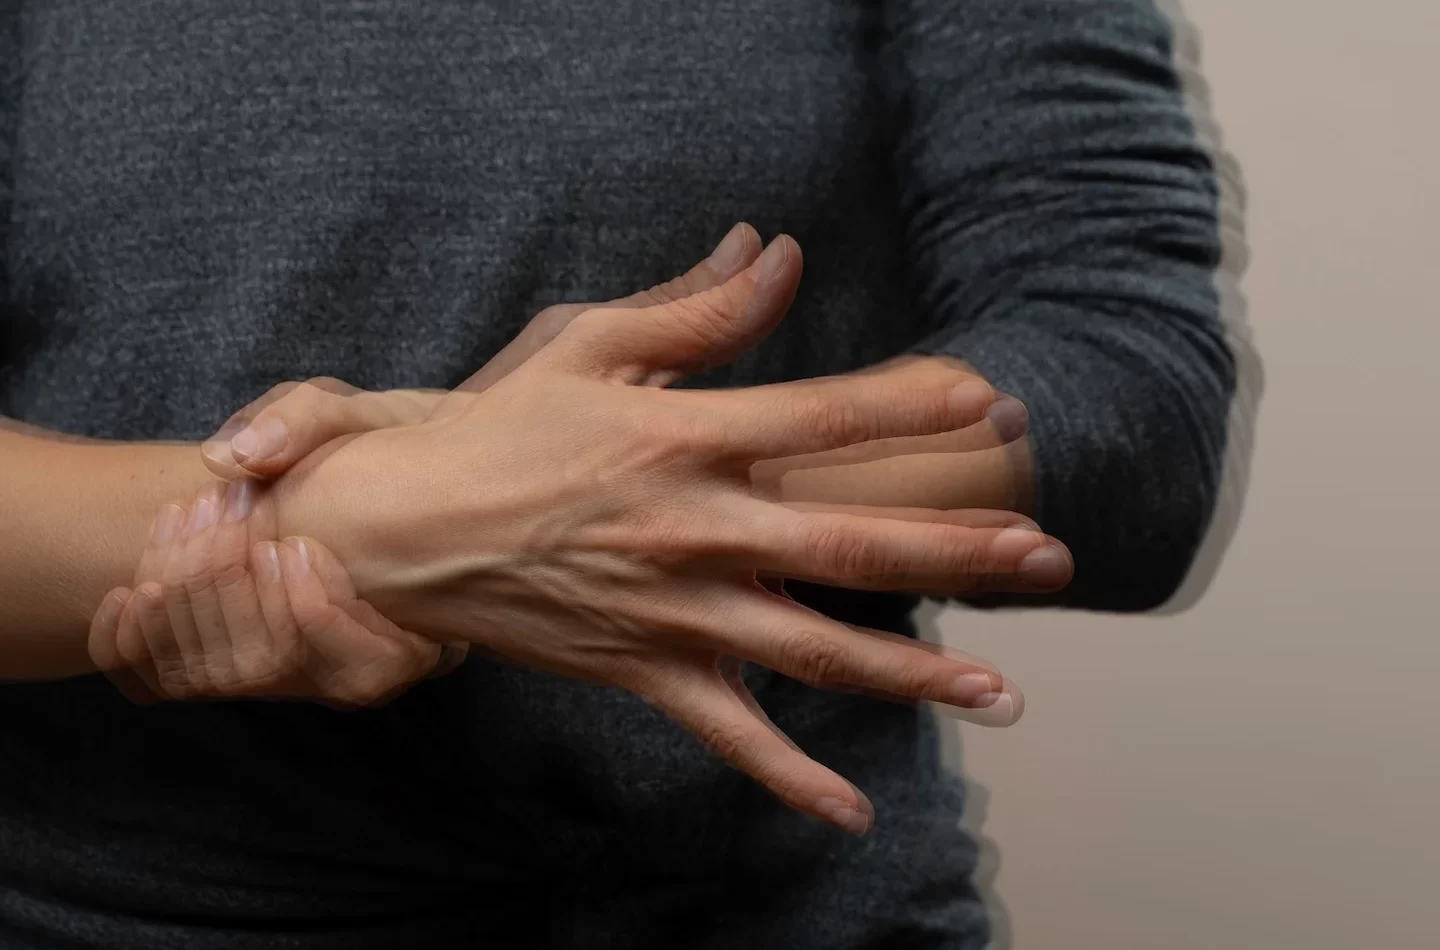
[
  {"x1": 882, "y1": 0, "x2": 1236, "y2": 609},
  {"x1": 0, "y1": 422, "x2": 212, "y2": 679}
]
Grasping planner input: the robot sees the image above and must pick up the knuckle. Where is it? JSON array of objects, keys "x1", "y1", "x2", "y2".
[
  {"x1": 665, "y1": 296, "x2": 733, "y2": 349},
  {"x1": 804, "y1": 523, "x2": 876, "y2": 579},
  {"x1": 693, "y1": 717, "x2": 752, "y2": 763},
  {"x1": 154, "y1": 661, "x2": 195, "y2": 699},
  {"x1": 345, "y1": 667, "x2": 400, "y2": 707},
  {"x1": 204, "y1": 663, "x2": 241, "y2": 696},
  {"x1": 796, "y1": 393, "x2": 866, "y2": 448},
  {"x1": 778, "y1": 629, "x2": 848, "y2": 686},
  {"x1": 303, "y1": 376, "x2": 355, "y2": 398},
  {"x1": 939, "y1": 535, "x2": 987, "y2": 589},
  {"x1": 210, "y1": 559, "x2": 252, "y2": 594},
  {"x1": 647, "y1": 274, "x2": 699, "y2": 305},
  {"x1": 177, "y1": 557, "x2": 220, "y2": 595},
  {"x1": 261, "y1": 380, "x2": 301, "y2": 404}
]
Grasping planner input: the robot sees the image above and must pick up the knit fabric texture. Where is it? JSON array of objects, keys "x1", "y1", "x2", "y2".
[{"x1": 0, "y1": 1, "x2": 1233, "y2": 947}]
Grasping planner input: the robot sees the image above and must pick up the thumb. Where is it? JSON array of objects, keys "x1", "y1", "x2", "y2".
[
  {"x1": 205, "y1": 382, "x2": 439, "y2": 480},
  {"x1": 542, "y1": 235, "x2": 802, "y2": 386}
]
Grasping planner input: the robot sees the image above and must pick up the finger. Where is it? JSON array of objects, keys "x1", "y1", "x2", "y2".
[
  {"x1": 449, "y1": 223, "x2": 766, "y2": 402},
  {"x1": 200, "y1": 381, "x2": 308, "y2": 478},
  {"x1": 935, "y1": 677, "x2": 1026, "y2": 728},
  {"x1": 428, "y1": 642, "x2": 470, "y2": 678},
  {"x1": 164, "y1": 481, "x2": 235, "y2": 694},
  {"x1": 746, "y1": 506, "x2": 1072, "y2": 595},
  {"x1": 331, "y1": 593, "x2": 447, "y2": 698},
  {"x1": 700, "y1": 370, "x2": 999, "y2": 463},
  {"x1": 277, "y1": 539, "x2": 436, "y2": 706},
  {"x1": 89, "y1": 588, "x2": 158, "y2": 705},
  {"x1": 250, "y1": 541, "x2": 307, "y2": 694},
  {"x1": 808, "y1": 621, "x2": 1024, "y2": 727},
  {"x1": 219, "y1": 381, "x2": 434, "y2": 479},
  {"x1": 292, "y1": 533, "x2": 457, "y2": 679},
  {"x1": 747, "y1": 393, "x2": 1028, "y2": 491},
  {"x1": 778, "y1": 503, "x2": 1039, "y2": 533},
  {"x1": 300, "y1": 537, "x2": 360, "y2": 601},
  {"x1": 133, "y1": 503, "x2": 187, "y2": 587},
  {"x1": 543, "y1": 235, "x2": 802, "y2": 385},
  {"x1": 108, "y1": 591, "x2": 164, "y2": 704},
  {"x1": 634, "y1": 657, "x2": 874, "y2": 835},
  {"x1": 87, "y1": 589, "x2": 130, "y2": 674},
  {"x1": 709, "y1": 591, "x2": 1012, "y2": 712},
  {"x1": 206, "y1": 481, "x2": 283, "y2": 691},
  {"x1": 132, "y1": 582, "x2": 196, "y2": 699},
  {"x1": 609, "y1": 222, "x2": 763, "y2": 309}
]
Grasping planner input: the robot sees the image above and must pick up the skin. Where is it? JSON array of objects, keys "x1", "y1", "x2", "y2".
[
  {"x1": 2, "y1": 224, "x2": 1070, "y2": 832},
  {"x1": 90, "y1": 228, "x2": 1070, "y2": 834}
]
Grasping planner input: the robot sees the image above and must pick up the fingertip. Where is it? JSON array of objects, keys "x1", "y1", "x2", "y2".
[
  {"x1": 985, "y1": 394, "x2": 1030, "y2": 445},
  {"x1": 199, "y1": 439, "x2": 240, "y2": 477},
  {"x1": 279, "y1": 537, "x2": 312, "y2": 578},
  {"x1": 230, "y1": 416, "x2": 289, "y2": 467},
  {"x1": 131, "y1": 582, "x2": 163, "y2": 617},
  {"x1": 148, "y1": 503, "x2": 187, "y2": 547},
  {"x1": 252, "y1": 541, "x2": 283, "y2": 583},
  {"x1": 814, "y1": 795, "x2": 873, "y2": 836}
]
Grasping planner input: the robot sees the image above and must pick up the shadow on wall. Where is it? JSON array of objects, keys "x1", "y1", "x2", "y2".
[{"x1": 914, "y1": 2, "x2": 1262, "y2": 947}]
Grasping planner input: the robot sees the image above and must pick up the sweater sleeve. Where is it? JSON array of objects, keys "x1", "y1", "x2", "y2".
[{"x1": 883, "y1": 0, "x2": 1237, "y2": 612}]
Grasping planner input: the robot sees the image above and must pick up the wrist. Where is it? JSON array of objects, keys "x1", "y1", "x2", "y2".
[{"x1": 268, "y1": 426, "x2": 454, "y2": 626}]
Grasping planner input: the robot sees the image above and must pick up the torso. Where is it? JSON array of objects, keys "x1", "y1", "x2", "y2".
[{"x1": 0, "y1": 4, "x2": 977, "y2": 947}]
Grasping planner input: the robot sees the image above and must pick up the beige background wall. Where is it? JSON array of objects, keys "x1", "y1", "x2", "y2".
[{"x1": 928, "y1": 2, "x2": 1440, "y2": 947}]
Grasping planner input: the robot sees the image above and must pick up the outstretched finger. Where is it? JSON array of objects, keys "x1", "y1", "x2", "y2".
[
  {"x1": 746, "y1": 505, "x2": 1072, "y2": 595},
  {"x1": 635, "y1": 655, "x2": 875, "y2": 835},
  {"x1": 702, "y1": 371, "x2": 998, "y2": 464},
  {"x1": 709, "y1": 589, "x2": 1018, "y2": 715},
  {"x1": 447, "y1": 223, "x2": 765, "y2": 404},
  {"x1": 747, "y1": 393, "x2": 1029, "y2": 493},
  {"x1": 814, "y1": 621, "x2": 1025, "y2": 727},
  {"x1": 541, "y1": 236, "x2": 802, "y2": 386}
]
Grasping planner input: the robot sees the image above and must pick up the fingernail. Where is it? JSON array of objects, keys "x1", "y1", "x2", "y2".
[
  {"x1": 815, "y1": 797, "x2": 871, "y2": 836},
  {"x1": 184, "y1": 491, "x2": 220, "y2": 538},
  {"x1": 95, "y1": 590, "x2": 127, "y2": 628},
  {"x1": 993, "y1": 526, "x2": 1043, "y2": 560},
  {"x1": 133, "y1": 584, "x2": 162, "y2": 617},
  {"x1": 976, "y1": 692, "x2": 1016, "y2": 721},
  {"x1": 230, "y1": 417, "x2": 287, "y2": 463},
  {"x1": 1019, "y1": 545, "x2": 1072, "y2": 589},
  {"x1": 223, "y1": 479, "x2": 254, "y2": 523},
  {"x1": 950, "y1": 671, "x2": 1003, "y2": 707},
  {"x1": 707, "y1": 224, "x2": 750, "y2": 273},
  {"x1": 150, "y1": 505, "x2": 185, "y2": 545},
  {"x1": 754, "y1": 236, "x2": 790, "y2": 282},
  {"x1": 985, "y1": 395, "x2": 1029, "y2": 443},
  {"x1": 948, "y1": 379, "x2": 994, "y2": 414},
  {"x1": 255, "y1": 543, "x2": 282, "y2": 582},
  {"x1": 283, "y1": 538, "x2": 311, "y2": 575}
]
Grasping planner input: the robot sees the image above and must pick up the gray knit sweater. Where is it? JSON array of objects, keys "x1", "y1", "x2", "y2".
[{"x1": 0, "y1": 1, "x2": 1233, "y2": 948}]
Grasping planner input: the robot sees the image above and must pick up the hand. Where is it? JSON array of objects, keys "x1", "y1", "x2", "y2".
[
  {"x1": 198, "y1": 223, "x2": 769, "y2": 480},
  {"x1": 274, "y1": 235, "x2": 1064, "y2": 833},
  {"x1": 87, "y1": 479, "x2": 461, "y2": 708}
]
